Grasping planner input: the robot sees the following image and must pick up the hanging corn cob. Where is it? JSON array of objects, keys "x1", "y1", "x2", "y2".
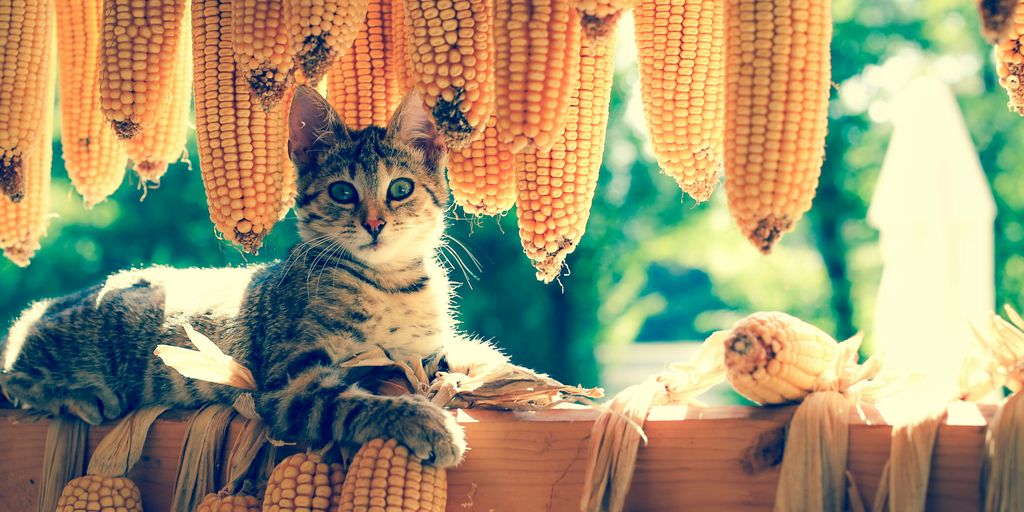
[
  {"x1": 326, "y1": 0, "x2": 404, "y2": 129},
  {"x1": 56, "y1": 475, "x2": 143, "y2": 512},
  {"x1": 99, "y1": 0, "x2": 188, "y2": 139},
  {"x1": 447, "y1": 116, "x2": 516, "y2": 215},
  {"x1": 391, "y1": 0, "x2": 412, "y2": 88},
  {"x1": 192, "y1": 0, "x2": 293, "y2": 253},
  {"x1": 495, "y1": 0, "x2": 582, "y2": 152},
  {"x1": 233, "y1": 0, "x2": 294, "y2": 110},
  {"x1": 263, "y1": 452, "x2": 346, "y2": 511},
  {"x1": 724, "y1": 0, "x2": 832, "y2": 253},
  {"x1": 635, "y1": 0, "x2": 724, "y2": 203},
  {"x1": 997, "y1": 8, "x2": 1024, "y2": 114},
  {"x1": 339, "y1": 438, "x2": 447, "y2": 512},
  {"x1": 54, "y1": 0, "x2": 127, "y2": 207},
  {"x1": 0, "y1": 0, "x2": 55, "y2": 202},
  {"x1": 980, "y1": 0, "x2": 1020, "y2": 43},
  {"x1": 284, "y1": 0, "x2": 371, "y2": 85},
  {"x1": 405, "y1": 0, "x2": 495, "y2": 149},
  {"x1": 0, "y1": 9, "x2": 55, "y2": 267},
  {"x1": 574, "y1": 0, "x2": 631, "y2": 40},
  {"x1": 126, "y1": 10, "x2": 192, "y2": 184},
  {"x1": 516, "y1": 31, "x2": 615, "y2": 282}
]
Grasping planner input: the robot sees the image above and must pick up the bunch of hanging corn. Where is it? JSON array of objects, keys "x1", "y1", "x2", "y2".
[
  {"x1": 723, "y1": 0, "x2": 832, "y2": 253},
  {"x1": 339, "y1": 438, "x2": 447, "y2": 512},
  {"x1": 192, "y1": 0, "x2": 294, "y2": 253},
  {"x1": 263, "y1": 452, "x2": 347, "y2": 511}
]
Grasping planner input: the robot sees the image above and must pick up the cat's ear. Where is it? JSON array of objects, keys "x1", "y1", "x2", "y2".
[
  {"x1": 386, "y1": 91, "x2": 446, "y2": 170},
  {"x1": 288, "y1": 85, "x2": 345, "y2": 170}
]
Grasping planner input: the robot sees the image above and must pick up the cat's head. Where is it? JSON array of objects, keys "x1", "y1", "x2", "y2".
[{"x1": 287, "y1": 86, "x2": 449, "y2": 266}]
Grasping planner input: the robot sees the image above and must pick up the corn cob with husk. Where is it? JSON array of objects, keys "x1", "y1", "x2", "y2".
[
  {"x1": 233, "y1": 0, "x2": 294, "y2": 110},
  {"x1": 263, "y1": 452, "x2": 346, "y2": 511},
  {"x1": 447, "y1": 116, "x2": 516, "y2": 216},
  {"x1": 339, "y1": 438, "x2": 447, "y2": 512},
  {"x1": 980, "y1": 0, "x2": 1021, "y2": 43},
  {"x1": 724, "y1": 0, "x2": 831, "y2": 253},
  {"x1": 284, "y1": 0, "x2": 371, "y2": 85}
]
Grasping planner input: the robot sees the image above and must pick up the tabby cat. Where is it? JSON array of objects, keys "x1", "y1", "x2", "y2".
[{"x1": 0, "y1": 86, "x2": 506, "y2": 467}]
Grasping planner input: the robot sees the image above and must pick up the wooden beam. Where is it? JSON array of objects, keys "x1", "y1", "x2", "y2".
[{"x1": 0, "y1": 403, "x2": 996, "y2": 511}]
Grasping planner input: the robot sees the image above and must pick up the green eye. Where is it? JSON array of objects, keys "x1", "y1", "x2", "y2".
[
  {"x1": 328, "y1": 181, "x2": 358, "y2": 204},
  {"x1": 388, "y1": 178, "x2": 414, "y2": 201}
]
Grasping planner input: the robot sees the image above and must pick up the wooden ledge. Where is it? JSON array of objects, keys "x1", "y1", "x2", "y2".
[{"x1": 0, "y1": 404, "x2": 997, "y2": 511}]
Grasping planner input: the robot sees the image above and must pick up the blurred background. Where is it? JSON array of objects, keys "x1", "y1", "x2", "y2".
[{"x1": 0, "y1": 0, "x2": 1017, "y2": 399}]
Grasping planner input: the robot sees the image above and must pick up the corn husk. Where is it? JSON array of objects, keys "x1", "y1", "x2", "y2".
[
  {"x1": 985, "y1": 391, "x2": 1024, "y2": 511},
  {"x1": 37, "y1": 416, "x2": 87, "y2": 512},
  {"x1": 87, "y1": 406, "x2": 169, "y2": 477},
  {"x1": 224, "y1": 417, "x2": 275, "y2": 496},
  {"x1": 169, "y1": 405, "x2": 236, "y2": 512},
  {"x1": 774, "y1": 391, "x2": 850, "y2": 512},
  {"x1": 154, "y1": 324, "x2": 257, "y2": 391},
  {"x1": 864, "y1": 402, "x2": 948, "y2": 512}
]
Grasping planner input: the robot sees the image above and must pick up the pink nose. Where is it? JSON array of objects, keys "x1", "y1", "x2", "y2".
[{"x1": 363, "y1": 218, "x2": 386, "y2": 237}]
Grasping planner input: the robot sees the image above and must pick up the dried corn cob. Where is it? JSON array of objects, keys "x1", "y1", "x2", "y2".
[
  {"x1": 55, "y1": 0, "x2": 127, "y2": 207},
  {"x1": 233, "y1": 0, "x2": 294, "y2": 110},
  {"x1": 635, "y1": 0, "x2": 724, "y2": 202},
  {"x1": 284, "y1": 0, "x2": 371, "y2": 85},
  {"x1": 339, "y1": 438, "x2": 447, "y2": 512},
  {"x1": 980, "y1": 0, "x2": 1020, "y2": 43},
  {"x1": 198, "y1": 492, "x2": 261, "y2": 511},
  {"x1": 126, "y1": 9, "x2": 192, "y2": 184},
  {"x1": 406, "y1": 0, "x2": 495, "y2": 149},
  {"x1": 100, "y1": 0, "x2": 188, "y2": 139},
  {"x1": 997, "y1": 7, "x2": 1024, "y2": 114},
  {"x1": 326, "y1": 0, "x2": 403, "y2": 129},
  {"x1": 263, "y1": 452, "x2": 346, "y2": 512},
  {"x1": 192, "y1": 0, "x2": 293, "y2": 252},
  {"x1": 515, "y1": 31, "x2": 615, "y2": 282},
  {"x1": 0, "y1": 0, "x2": 55, "y2": 202},
  {"x1": 56, "y1": 475, "x2": 143, "y2": 512},
  {"x1": 574, "y1": 0, "x2": 631, "y2": 40},
  {"x1": 0, "y1": 17, "x2": 55, "y2": 267},
  {"x1": 495, "y1": 0, "x2": 582, "y2": 152},
  {"x1": 447, "y1": 116, "x2": 516, "y2": 215},
  {"x1": 723, "y1": 312, "x2": 841, "y2": 405},
  {"x1": 724, "y1": 0, "x2": 831, "y2": 253}
]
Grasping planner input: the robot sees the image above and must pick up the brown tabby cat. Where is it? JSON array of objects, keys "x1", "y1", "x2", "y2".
[{"x1": 0, "y1": 86, "x2": 507, "y2": 467}]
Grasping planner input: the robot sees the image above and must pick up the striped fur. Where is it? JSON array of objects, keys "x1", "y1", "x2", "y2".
[{"x1": 0, "y1": 88, "x2": 504, "y2": 467}]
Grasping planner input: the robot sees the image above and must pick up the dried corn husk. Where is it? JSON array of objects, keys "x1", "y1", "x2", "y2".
[
  {"x1": 154, "y1": 324, "x2": 257, "y2": 390},
  {"x1": 169, "y1": 405, "x2": 237, "y2": 512},
  {"x1": 223, "y1": 417, "x2": 275, "y2": 495},
  {"x1": 775, "y1": 391, "x2": 850, "y2": 512},
  {"x1": 87, "y1": 406, "x2": 169, "y2": 477},
  {"x1": 985, "y1": 391, "x2": 1024, "y2": 511},
  {"x1": 38, "y1": 416, "x2": 87, "y2": 512}
]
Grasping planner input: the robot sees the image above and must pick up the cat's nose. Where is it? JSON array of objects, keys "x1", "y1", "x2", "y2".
[{"x1": 363, "y1": 218, "x2": 386, "y2": 238}]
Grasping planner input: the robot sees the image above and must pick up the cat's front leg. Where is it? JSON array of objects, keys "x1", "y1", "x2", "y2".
[{"x1": 253, "y1": 350, "x2": 466, "y2": 467}]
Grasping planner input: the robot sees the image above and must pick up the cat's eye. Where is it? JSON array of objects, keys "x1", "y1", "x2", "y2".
[
  {"x1": 388, "y1": 178, "x2": 414, "y2": 201},
  {"x1": 328, "y1": 181, "x2": 358, "y2": 204}
]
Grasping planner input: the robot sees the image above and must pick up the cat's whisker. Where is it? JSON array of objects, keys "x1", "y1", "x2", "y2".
[
  {"x1": 313, "y1": 237, "x2": 347, "y2": 298},
  {"x1": 439, "y1": 243, "x2": 477, "y2": 288},
  {"x1": 279, "y1": 234, "x2": 333, "y2": 285},
  {"x1": 443, "y1": 234, "x2": 482, "y2": 273}
]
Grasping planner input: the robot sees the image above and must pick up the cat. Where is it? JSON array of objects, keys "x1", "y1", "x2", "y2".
[{"x1": 0, "y1": 86, "x2": 508, "y2": 467}]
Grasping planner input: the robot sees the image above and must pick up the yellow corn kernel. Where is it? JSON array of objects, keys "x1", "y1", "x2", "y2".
[
  {"x1": 263, "y1": 452, "x2": 346, "y2": 512},
  {"x1": 0, "y1": 12, "x2": 55, "y2": 267},
  {"x1": 339, "y1": 438, "x2": 447, "y2": 512},
  {"x1": 326, "y1": 0, "x2": 404, "y2": 129},
  {"x1": 284, "y1": 0, "x2": 371, "y2": 85},
  {"x1": 405, "y1": 0, "x2": 495, "y2": 149},
  {"x1": 635, "y1": 0, "x2": 724, "y2": 202},
  {"x1": 56, "y1": 475, "x2": 143, "y2": 512},
  {"x1": 192, "y1": 0, "x2": 293, "y2": 253},
  {"x1": 55, "y1": 0, "x2": 127, "y2": 208},
  {"x1": 495, "y1": 0, "x2": 582, "y2": 152},
  {"x1": 198, "y1": 492, "x2": 261, "y2": 511},
  {"x1": 233, "y1": 0, "x2": 294, "y2": 110},
  {"x1": 126, "y1": 8, "x2": 191, "y2": 185},
  {"x1": 99, "y1": 0, "x2": 188, "y2": 139},
  {"x1": 448, "y1": 116, "x2": 515, "y2": 216},
  {"x1": 980, "y1": 0, "x2": 1020, "y2": 43},
  {"x1": 724, "y1": 0, "x2": 831, "y2": 253},
  {"x1": 0, "y1": 0, "x2": 54, "y2": 202},
  {"x1": 515, "y1": 33, "x2": 615, "y2": 282},
  {"x1": 723, "y1": 312, "x2": 842, "y2": 405}
]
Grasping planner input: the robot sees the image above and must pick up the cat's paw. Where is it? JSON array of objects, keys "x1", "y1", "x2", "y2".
[{"x1": 352, "y1": 395, "x2": 466, "y2": 468}]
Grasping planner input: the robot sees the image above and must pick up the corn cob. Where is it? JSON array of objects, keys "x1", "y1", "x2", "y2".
[
  {"x1": 495, "y1": 0, "x2": 582, "y2": 152},
  {"x1": 997, "y1": 8, "x2": 1024, "y2": 115},
  {"x1": 99, "y1": 0, "x2": 188, "y2": 139},
  {"x1": 515, "y1": 31, "x2": 615, "y2": 282},
  {"x1": 0, "y1": 0, "x2": 55, "y2": 202},
  {"x1": 635, "y1": 0, "x2": 724, "y2": 203},
  {"x1": 339, "y1": 438, "x2": 447, "y2": 512},
  {"x1": 192, "y1": 0, "x2": 293, "y2": 253},
  {"x1": 980, "y1": 0, "x2": 1020, "y2": 43},
  {"x1": 263, "y1": 452, "x2": 346, "y2": 512},
  {"x1": 54, "y1": 0, "x2": 127, "y2": 207},
  {"x1": 724, "y1": 0, "x2": 831, "y2": 253},
  {"x1": 284, "y1": 0, "x2": 371, "y2": 85},
  {"x1": 574, "y1": 0, "x2": 631, "y2": 40},
  {"x1": 723, "y1": 312, "x2": 841, "y2": 405},
  {"x1": 447, "y1": 116, "x2": 516, "y2": 215},
  {"x1": 391, "y1": 0, "x2": 413, "y2": 88},
  {"x1": 233, "y1": 0, "x2": 294, "y2": 110},
  {"x1": 326, "y1": 0, "x2": 403, "y2": 129},
  {"x1": 126, "y1": 9, "x2": 192, "y2": 184},
  {"x1": 198, "y1": 492, "x2": 261, "y2": 511},
  {"x1": 0, "y1": 15, "x2": 55, "y2": 267},
  {"x1": 405, "y1": 0, "x2": 495, "y2": 149},
  {"x1": 56, "y1": 475, "x2": 143, "y2": 512}
]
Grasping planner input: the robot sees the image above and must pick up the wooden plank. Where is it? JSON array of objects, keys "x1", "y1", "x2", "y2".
[{"x1": 0, "y1": 404, "x2": 997, "y2": 512}]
